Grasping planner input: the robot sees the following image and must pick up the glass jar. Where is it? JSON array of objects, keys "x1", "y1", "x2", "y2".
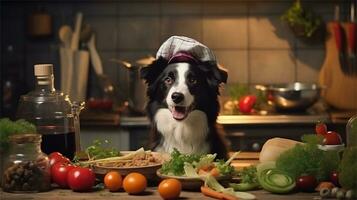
[
  {"x1": 2, "y1": 134, "x2": 51, "y2": 193},
  {"x1": 16, "y1": 64, "x2": 84, "y2": 159}
]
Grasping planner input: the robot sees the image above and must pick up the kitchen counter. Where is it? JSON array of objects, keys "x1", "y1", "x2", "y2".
[{"x1": 1, "y1": 188, "x2": 322, "y2": 200}]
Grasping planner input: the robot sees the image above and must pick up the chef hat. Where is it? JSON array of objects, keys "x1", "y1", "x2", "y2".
[{"x1": 156, "y1": 36, "x2": 217, "y2": 64}]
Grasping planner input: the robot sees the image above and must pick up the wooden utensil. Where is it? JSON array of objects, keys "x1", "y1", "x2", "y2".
[{"x1": 319, "y1": 22, "x2": 357, "y2": 110}]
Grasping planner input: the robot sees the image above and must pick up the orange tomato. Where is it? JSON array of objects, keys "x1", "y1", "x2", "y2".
[
  {"x1": 158, "y1": 178, "x2": 182, "y2": 200},
  {"x1": 104, "y1": 171, "x2": 123, "y2": 192},
  {"x1": 123, "y1": 172, "x2": 147, "y2": 194}
]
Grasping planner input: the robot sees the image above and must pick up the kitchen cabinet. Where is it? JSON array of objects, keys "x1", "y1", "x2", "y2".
[{"x1": 1, "y1": 188, "x2": 323, "y2": 200}]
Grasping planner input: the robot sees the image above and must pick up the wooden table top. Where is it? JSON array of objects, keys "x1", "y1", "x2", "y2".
[{"x1": 1, "y1": 188, "x2": 322, "y2": 200}]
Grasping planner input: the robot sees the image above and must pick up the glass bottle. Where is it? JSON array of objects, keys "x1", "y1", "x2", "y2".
[
  {"x1": 346, "y1": 114, "x2": 357, "y2": 147},
  {"x1": 2, "y1": 134, "x2": 51, "y2": 193},
  {"x1": 16, "y1": 64, "x2": 83, "y2": 159}
]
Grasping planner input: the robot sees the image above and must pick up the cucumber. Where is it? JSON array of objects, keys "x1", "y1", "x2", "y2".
[{"x1": 257, "y1": 162, "x2": 295, "y2": 194}]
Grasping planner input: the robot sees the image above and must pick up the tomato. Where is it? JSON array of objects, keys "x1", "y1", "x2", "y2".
[
  {"x1": 67, "y1": 167, "x2": 96, "y2": 191},
  {"x1": 330, "y1": 171, "x2": 340, "y2": 187},
  {"x1": 296, "y1": 175, "x2": 318, "y2": 192},
  {"x1": 158, "y1": 178, "x2": 182, "y2": 200},
  {"x1": 123, "y1": 172, "x2": 147, "y2": 194},
  {"x1": 49, "y1": 152, "x2": 70, "y2": 166},
  {"x1": 238, "y1": 95, "x2": 257, "y2": 114},
  {"x1": 104, "y1": 171, "x2": 123, "y2": 192},
  {"x1": 51, "y1": 163, "x2": 77, "y2": 188},
  {"x1": 323, "y1": 131, "x2": 342, "y2": 145},
  {"x1": 315, "y1": 122, "x2": 327, "y2": 135}
]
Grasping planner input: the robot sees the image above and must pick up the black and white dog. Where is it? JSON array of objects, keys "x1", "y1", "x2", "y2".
[{"x1": 140, "y1": 55, "x2": 229, "y2": 159}]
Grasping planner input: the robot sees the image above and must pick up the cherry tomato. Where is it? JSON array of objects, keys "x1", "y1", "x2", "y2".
[
  {"x1": 158, "y1": 178, "x2": 182, "y2": 200},
  {"x1": 323, "y1": 131, "x2": 342, "y2": 145},
  {"x1": 296, "y1": 175, "x2": 318, "y2": 192},
  {"x1": 67, "y1": 167, "x2": 96, "y2": 192},
  {"x1": 315, "y1": 122, "x2": 327, "y2": 135},
  {"x1": 51, "y1": 163, "x2": 77, "y2": 188},
  {"x1": 238, "y1": 95, "x2": 257, "y2": 114},
  {"x1": 330, "y1": 171, "x2": 340, "y2": 187},
  {"x1": 123, "y1": 172, "x2": 147, "y2": 194},
  {"x1": 104, "y1": 171, "x2": 123, "y2": 192},
  {"x1": 49, "y1": 152, "x2": 70, "y2": 166}
]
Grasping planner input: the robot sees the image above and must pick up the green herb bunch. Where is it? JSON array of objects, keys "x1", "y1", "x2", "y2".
[
  {"x1": 160, "y1": 148, "x2": 201, "y2": 176},
  {"x1": 281, "y1": 0, "x2": 322, "y2": 37},
  {"x1": 0, "y1": 118, "x2": 37, "y2": 153},
  {"x1": 276, "y1": 134, "x2": 340, "y2": 181},
  {"x1": 85, "y1": 139, "x2": 121, "y2": 160}
]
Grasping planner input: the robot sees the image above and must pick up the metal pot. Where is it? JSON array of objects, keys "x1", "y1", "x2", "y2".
[{"x1": 255, "y1": 82, "x2": 323, "y2": 111}]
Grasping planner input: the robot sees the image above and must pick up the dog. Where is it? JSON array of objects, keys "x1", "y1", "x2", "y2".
[{"x1": 140, "y1": 55, "x2": 229, "y2": 159}]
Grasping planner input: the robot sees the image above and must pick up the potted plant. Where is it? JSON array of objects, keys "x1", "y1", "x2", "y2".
[{"x1": 281, "y1": 0, "x2": 326, "y2": 44}]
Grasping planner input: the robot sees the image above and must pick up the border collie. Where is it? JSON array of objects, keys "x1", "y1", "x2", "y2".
[{"x1": 140, "y1": 56, "x2": 229, "y2": 159}]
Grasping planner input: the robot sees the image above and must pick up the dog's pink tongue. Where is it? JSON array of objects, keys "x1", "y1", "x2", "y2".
[{"x1": 172, "y1": 107, "x2": 186, "y2": 120}]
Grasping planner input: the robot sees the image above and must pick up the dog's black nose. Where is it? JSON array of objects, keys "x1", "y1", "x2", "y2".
[{"x1": 171, "y1": 92, "x2": 184, "y2": 104}]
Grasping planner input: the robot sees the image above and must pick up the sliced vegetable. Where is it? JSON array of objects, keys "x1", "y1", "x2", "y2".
[
  {"x1": 201, "y1": 186, "x2": 237, "y2": 200},
  {"x1": 231, "y1": 165, "x2": 259, "y2": 191},
  {"x1": 160, "y1": 148, "x2": 201, "y2": 176},
  {"x1": 230, "y1": 182, "x2": 259, "y2": 191},
  {"x1": 183, "y1": 163, "x2": 199, "y2": 177},
  {"x1": 204, "y1": 175, "x2": 256, "y2": 200},
  {"x1": 257, "y1": 162, "x2": 295, "y2": 194}
]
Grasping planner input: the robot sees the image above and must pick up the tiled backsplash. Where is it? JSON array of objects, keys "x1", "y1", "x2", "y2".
[{"x1": 1, "y1": 0, "x2": 348, "y2": 99}]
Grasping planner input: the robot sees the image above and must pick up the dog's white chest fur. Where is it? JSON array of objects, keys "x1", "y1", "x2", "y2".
[{"x1": 154, "y1": 108, "x2": 209, "y2": 155}]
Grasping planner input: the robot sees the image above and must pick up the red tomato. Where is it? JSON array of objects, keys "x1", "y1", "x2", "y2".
[
  {"x1": 51, "y1": 163, "x2": 77, "y2": 188},
  {"x1": 315, "y1": 122, "x2": 327, "y2": 135},
  {"x1": 323, "y1": 131, "x2": 342, "y2": 145},
  {"x1": 330, "y1": 171, "x2": 340, "y2": 187},
  {"x1": 296, "y1": 175, "x2": 318, "y2": 192},
  {"x1": 49, "y1": 152, "x2": 70, "y2": 166},
  {"x1": 238, "y1": 95, "x2": 257, "y2": 114},
  {"x1": 67, "y1": 167, "x2": 96, "y2": 192}
]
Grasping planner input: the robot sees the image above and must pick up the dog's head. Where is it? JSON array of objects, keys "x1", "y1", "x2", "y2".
[{"x1": 140, "y1": 56, "x2": 227, "y2": 123}]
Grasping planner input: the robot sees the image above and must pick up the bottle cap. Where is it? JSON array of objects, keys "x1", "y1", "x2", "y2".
[{"x1": 34, "y1": 64, "x2": 53, "y2": 76}]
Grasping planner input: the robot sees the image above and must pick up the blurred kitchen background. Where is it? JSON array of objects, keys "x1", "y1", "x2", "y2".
[{"x1": 1, "y1": 0, "x2": 356, "y2": 152}]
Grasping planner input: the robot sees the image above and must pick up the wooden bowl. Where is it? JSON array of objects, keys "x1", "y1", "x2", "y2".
[
  {"x1": 93, "y1": 151, "x2": 166, "y2": 180},
  {"x1": 156, "y1": 170, "x2": 231, "y2": 190}
]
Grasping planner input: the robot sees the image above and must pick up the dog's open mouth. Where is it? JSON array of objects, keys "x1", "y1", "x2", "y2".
[{"x1": 171, "y1": 106, "x2": 191, "y2": 120}]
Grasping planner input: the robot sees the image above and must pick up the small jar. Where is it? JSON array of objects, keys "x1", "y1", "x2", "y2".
[{"x1": 2, "y1": 134, "x2": 51, "y2": 193}]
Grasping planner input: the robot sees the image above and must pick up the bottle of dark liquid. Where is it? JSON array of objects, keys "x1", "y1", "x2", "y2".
[{"x1": 16, "y1": 64, "x2": 83, "y2": 159}]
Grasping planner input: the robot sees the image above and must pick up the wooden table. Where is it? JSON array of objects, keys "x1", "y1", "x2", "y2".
[{"x1": 1, "y1": 188, "x2": 323, "y2": 200}]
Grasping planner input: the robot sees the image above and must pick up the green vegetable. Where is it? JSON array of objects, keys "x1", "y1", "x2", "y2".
[
  {"x1": 204, "y1": 175, "x2": 256, "y2": 200},
  {"x1": 0, "y1": 118, "x2": 37, "y2": 153},
  {"x1": 230, "y1": 165, "x2": 259, "y2": 191},
  {"x1": 160, "y1": 148, "x2": 201, "y2": 176},
  {"x1": 276, "y1": 134, "x2": 340, "y2": 181},
  {"x1": 257, "y1": 162, "x2": 295, "y2": 194},
  {"x1": 183, "y1": 163, "x2": 199, "y2": 177},
  {"x1": 215, "y1": 159, "x2": 235, "y2": 176},
  {"x1": 281, "y1": 0, "x2": 322, "y2": 37},
  {"x1": 339, "y1": 147, "x2": 357, "y2": 192},
  {"x1": 85, "y1": 139, "x2": 120, "y2": 160}
]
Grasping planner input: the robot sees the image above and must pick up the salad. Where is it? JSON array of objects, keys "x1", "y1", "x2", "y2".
[{"x1": 159, "y1": 148, "x2": 237, "y2": 178}]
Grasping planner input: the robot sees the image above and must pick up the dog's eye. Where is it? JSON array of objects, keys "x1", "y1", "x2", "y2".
[
  {"x1": 188, "y1": 77, "x2": 197, "y2": 85},
  {"x1": 164, "y1": 77, "x2": 173, "y2": 85}
]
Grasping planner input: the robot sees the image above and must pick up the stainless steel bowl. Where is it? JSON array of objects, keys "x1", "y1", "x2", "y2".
[{"x1": 255, "y1": 82, "x2": 323, "y2": 111}]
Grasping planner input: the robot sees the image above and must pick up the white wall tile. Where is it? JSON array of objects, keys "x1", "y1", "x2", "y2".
[
  {"x1": 214, "y1": 50, "x2": 248, "y2": 83},
  {"x1": 250, "y1": 50, "x2": 295, "y2": 84},
  {"x1": 296, "y1": 49, "x2": 325, "y2": 83},
  {"x1": 249, "y1": 16, "x2": 295, "y2": 49},
  {"x1": 118, "y1": 17, "x2": 160, "y2": 50},
  {"x1": 161, "y1": 16, "x2": 202, "y2": 42},
  {"x1": 162, "y1": 2, "x2": 202, "y2": 15},
  {"x1": 203, "y1": 17, "x2": 248, "y2": 49},
  {"x1": 85, "y1": 17, "x2": 117, "y2": 51}
]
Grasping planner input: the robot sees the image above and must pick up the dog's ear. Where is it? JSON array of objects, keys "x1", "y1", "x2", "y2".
[
  {"x1": 140, "y1": 57, "x2": 168, "y2": 85},
  {"x1": 198, "y1": 61, "x2": 228, "y2": 86}
]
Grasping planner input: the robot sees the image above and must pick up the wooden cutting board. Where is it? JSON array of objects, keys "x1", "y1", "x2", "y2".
[{"x1": 319, "y1": 22, "x2": 357, "y2": 110}]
